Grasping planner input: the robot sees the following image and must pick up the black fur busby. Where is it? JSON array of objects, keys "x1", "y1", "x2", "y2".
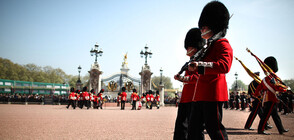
[
  {"x1": 149, "y1": 90, "x2": 153, "y2": 95},
  {"x1": 184, "y1": 28, "x2": 206, "y2": 50},
  {"x1": 156, "y1": 90, "x2": 159, "y2": 95},
  {"x1": 99, "y1": 89, "x2": 104, "y2": 93},
  {"x1": 70, "y1": 87, "x2": 75, "y2": 92},
  {"x1": 264, "y1": 56, "x2": 278, "y2": 73},
  {"x1": 82, "y1": 86, "x2": 88, "y2": 92},
  {"x1": 198, "y1": 1, "x2": 230, "y2": 37},
  {"x1": 122, "y1": 87, "x2": 126, "y2": 92},
  {"x1": 133, "y1": 89, "x2": 137, "y2": 93}
]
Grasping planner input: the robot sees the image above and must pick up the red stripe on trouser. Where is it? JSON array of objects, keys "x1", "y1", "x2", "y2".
[
  {"x1": 248, "y1": 103, "x2": 260, "y2": 127},
  {"x1": 217, "y1": 104, "x2": 225, "y2": 140},
  {"x1": 261, "y1": 103, "x2": 274, "y2": 131}
]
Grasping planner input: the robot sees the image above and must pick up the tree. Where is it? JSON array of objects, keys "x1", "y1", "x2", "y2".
[
  {"x1": 230, "y1": 80, "x2": 247, "y2": 92},
  {"x1": 283, "y1": 79, "x2": 294, "y2": 91},
  {"x1": 151, "y1": 76, "x2": 173, "y2": 90}
]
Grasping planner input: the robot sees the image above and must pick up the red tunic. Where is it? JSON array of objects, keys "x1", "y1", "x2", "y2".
[
  {"x1": 180, "y1": 70, "x2": 199, "y2": 103},
  {"x1": 131, "y1": 93, "x2": 139, "y2": 101},
  {"x1": 145, "y1": 94, "x2": 150, "y2": 102},
  {"x1": 150, "y1": 94, "x2": 154, "y2": 102},
  {"x1": 68, "y1": 92, "x2": 76, "y2": 100},
  {"x1": 253, "y1": 76, "x2": 287, "y2": 103},
  {"x1": 93, "y1": 95, "x2": 98, "y2": 103},
  {"x1": 155, "y1": 95, "x2": 160, "y2": 102},
  {"x1": 82, "y1": 92, "x2": 90, "y2": 101},
  {"x1": 120, "y1": 92, "x2": 127, "y2": 101},
  {"x1": 98, "y1": 93, "x2": 103, "y2": 101},
  {"x1": 192, "y1": 38, "x2": 233, "y2": 102}
]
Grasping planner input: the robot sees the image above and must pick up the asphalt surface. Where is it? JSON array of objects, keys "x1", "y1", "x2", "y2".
[{"x1": 0, "y1": 104, "x2": 293, "y2": 140}]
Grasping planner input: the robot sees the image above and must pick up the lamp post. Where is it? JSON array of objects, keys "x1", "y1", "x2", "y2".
[
  {"x1": 140, "y1": 44, "x2": 152, "y2": 65},
  {"x1": 160, "y1": 67, "x2": 163, "y2": 85},
  {"x1": 90, "y1": 43, "x2": 103, "y2": 63},
  {"x1": 234, "y1": 72, "x2": 238, "y2": 91},
  {"x1": 78, "y1": 65, "x2": 82, "y2": 81}
]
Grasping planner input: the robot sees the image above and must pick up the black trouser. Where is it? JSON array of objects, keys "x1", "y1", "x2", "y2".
[
  {"x1": 149, "y1": 101, "x2": 153, "y2": 109},
  {"x1": 258, "y1": 101, "x2": 285, "y2": 133},
  {"x1": 244, "y1": 100, "x2": 263, "y2": 129},
  {"x1": 82, "y1": 100, "x2": 90, "y2": 109},
  {"x1": 188, "y1": 101, "x2": 228, "y2": 140},
  {"x1": 132, "y1": 101, "x2": 137, "y2": 110},
  {"x1": 67, "y1": 100, "x2": 76, "y2": 109},
  {"x1": 121, "y1": 101, "x2": 126, "y2": 110},
  {"x1": 173, "y1": 102, "x2": 192, "y2": 140}
]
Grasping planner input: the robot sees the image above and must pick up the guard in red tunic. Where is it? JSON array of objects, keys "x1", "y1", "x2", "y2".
[
  {"x1": 120, "y1": 87, "x2": 127, "y2": 110},
  {"x1": 173, "y1": 27, "x2": 204, "y2": 140},
  {"x1": 66, "y1": 87, "x2": 76, "y2": 109},
  {"x1": 187, "y1": 1, "x2": 232, "y2": 139},
  {"x1": 145, "y1": 92, "x2": 150, "y2": 109},
  {"x1": 97, "y1": 89, "x2": 104, "y2": 109},
  {"x1": 131, "y1": 89, "x2": 139, "y2": 110},
  {"x1": 253, "y1": 57, "x2": 289, "y2": 135},
  {"x1": 149, "y1": 90, "x2": 154, "y2": 110},
  {"x1": 81, "y1": 87, "x2": 90, "y2": 109},
  {"x1": 155, "y1": 90, "x2": 160, "y2": 109}
]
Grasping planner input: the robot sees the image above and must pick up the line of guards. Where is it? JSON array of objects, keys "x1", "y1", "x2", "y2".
[{"x1": 66, "y1": 86, "x2": 161, "y2": 110}]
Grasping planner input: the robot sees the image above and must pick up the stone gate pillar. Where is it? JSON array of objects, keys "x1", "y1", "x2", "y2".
[
  {"x1": 89, "y1": 62, "x2": 102, "y2": 94},
  {"x1": 139, "y1": 65, "x2": 153, "y2": 95},
  {"x1": 159, "y1": 84, "x2": 165, "y2": 107}
]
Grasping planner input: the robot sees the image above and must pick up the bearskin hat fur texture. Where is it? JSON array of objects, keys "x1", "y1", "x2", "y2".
[
  {"x1": 198, "y1": 1, "x2": 230, "y2": 37},
  {"x1": 184, "y1": 28, "x2": 206, "y2": 50},
  {"x1": 264, "y1": 56, "x2": 278, "y2": 73}
]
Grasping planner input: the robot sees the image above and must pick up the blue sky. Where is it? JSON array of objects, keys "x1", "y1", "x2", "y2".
[{"x1": 1, "y1": 0, "x2": 293, "y2": 89}]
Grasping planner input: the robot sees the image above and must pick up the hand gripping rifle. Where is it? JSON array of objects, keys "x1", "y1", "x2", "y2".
[{"x1": 177, "y1": 31, "x2": 224, "y2": 75}]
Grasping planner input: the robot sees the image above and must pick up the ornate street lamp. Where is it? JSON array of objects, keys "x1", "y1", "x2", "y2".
[
  {"x1": 160, "y1": 67, "x2": 163, "y2": 85},
  {"x1": 90, "y1": 42, "x2": 103, "y2": 63},
  {"x1": 140, "y1": 44, "x2": 152, "y2": 65},
  {"x1": 78, "y1": 65, "x2": 82, "y2": 81}
]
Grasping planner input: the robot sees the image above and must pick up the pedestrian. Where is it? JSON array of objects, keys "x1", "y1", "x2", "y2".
[
  {"x1": 235, "y1": 91, "x2": 240, "y2": 110},
  {"x1": 229, "y1": 92, "x2": 235, "y2": 109},
  {"x1": 240, "y1": 92, "x2": 246, "y2": 110},
  {"x1": 173, "y1": 27, "x2": 205, "y2": 140},
  {"x1": 187, "y1": 1, "x2": 232, "y2": 139}
]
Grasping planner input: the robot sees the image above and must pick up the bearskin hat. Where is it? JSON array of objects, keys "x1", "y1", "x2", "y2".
[
  {"x1": 149, "y1": 90, "x2": 153, "y2": 95},
  {"x1": 198, "y1": 1, "x2": 230, "y2": 37},
  {"x1": 70, "y1": 87, "x2": 75, "y2": 92},
  {"x1": 264, "y1": 56, "x2": 278, "y2": 73},
  {"x1": 82, "y1": 86, "x2": 88, "y2": 92},
  {"x1": 156, "y1": 90, "x2": 159, "y2": 95},
  {"x1": 184, "y1": 28, "x2": 206, "y2": 50},
  {"x1": 122, "y1": 87, "x2": 126, "y2": 92},
  {"x1": 133, "y1": 89, "x2": 137, "y2": 93}
]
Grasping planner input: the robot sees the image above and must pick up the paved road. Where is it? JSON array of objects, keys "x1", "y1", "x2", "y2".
[{"x1": 0, "y1": 104, "x2": 293, "y2": 140}]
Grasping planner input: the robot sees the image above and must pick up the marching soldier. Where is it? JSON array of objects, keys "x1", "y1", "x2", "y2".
[
  {"x1": 120, "y1": 87, "x2": 127, "y2": 110},
  {"x1": 131, "y1": 89, "x2": 139, "y2": 110},
  {"x1": 187, "y1": 1, "x2": 232, "y2": 139},
  {"x1": 235, "y1": 92, "x2": 240, "y2": 110},
  {"x1": 81, "y1": 86, "x2": 90, "y2": 109},
  {"x1": 145, "y1": 91, "x2": 150, "y2": 109},
  {"x1": 240, "y1": 92, "x2": 246, "y2": 110},
  {"x1": 229, "y1": 92, "x2": 235, "y2": 109},
  {"x1": 155, "y1": 90, "x2": 160, "y2": 109},
  {"x1": 66, "y1": 87, "x2": 76, "y2": 109},
  {"x1": 97, "y1": 89, "x2": 104, "y2": 109},
  {"x1": 244, "y1": 71, "x2": 272, "y2": 131},
  {"x1": 149, "y1": 90, "x2": 155, "y2": 110},
  {"x1": 253, "y1": 57, "x2": 289, "y2": 135},
  {"x1": 173, "y1": 27, "x2": 204, "y2": 140}
]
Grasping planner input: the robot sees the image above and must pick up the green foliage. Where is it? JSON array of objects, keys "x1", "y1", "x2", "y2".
[
  {"x1": 151, "y1": 76, "x2": 173, "y2": 90},
  {"x1": 283, "y1": 79, "x2": 294, "y2": 91},
  {"x1": 230, "y1": 80, "x2": 248, "y2": 92},
  {"x1": 0, "y1": 57, "x2": 74, "y2": 84}
]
